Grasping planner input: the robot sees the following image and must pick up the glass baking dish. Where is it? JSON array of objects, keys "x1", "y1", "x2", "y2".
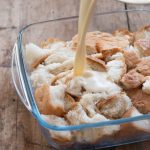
[{"x1": 12, "y1": 9, "x2": 150, "y2": 150}]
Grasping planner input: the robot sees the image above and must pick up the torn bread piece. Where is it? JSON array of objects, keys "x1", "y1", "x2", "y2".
[
  {"x1": 136, "y1": 59, "x2": 150, "y2": 76},
  {"x1": 44, "y1": 46, "x2": 75, "y2": 65},
  {"x1": 117, "y1": 107, "x2": 150, "y2": 139},
  {"x1": 134, "y1": 25, "x2": 150, "y2": 41},
  {"x1": 25, "y1": 43, "x2": 51, "y2": 69},
  {"x1": 142, "y1": 77, "x2": 150, "y2": 94},
  {"x1": 35, "y1": 84, "x2": 66, "y2": 116},
  {"x1": 64, "y1": 93, "x2": 76, "y2": 112},
  {"x1": 126, "y1": 88, "x2": 150, "y2": 114},
  {"x1": 30, "y1": 64, "x2": 54, "y2": 88},
  {"x1": 121, "y1": 69, "x2": 145, "y2": 89},
  {"x1": 96, "y1": 35, "x2": 129, "y2": 53},
  {"x1": 106, "y1": 56, "x2": 126, "y2": 83},
  {"x1": 135, "y1": 38, "x2": 150, "y2": 57},
  {"x1": 66, "y1": 70, "x2": 121, "y2": 97},
  {"x1": 40, "y1": 38, "x2": 66, "y2": 49},
  {"x1": 80, "y1": 93, "x2": 108, "y2": 117},
  {"x1": 66, "y1": 104, "x2": 120, "y2": 143},
  {"x1": 123, "y1": 46, "x2": 141, "y2": 69},
  {"x1": 113, "y1": 29, "x2": 134, "y2": 44},
  {"x1": 45, "y1": 59, "x2": 74, "y2": 75},
  {"x1": 41, "y1": 115, "x2": 72, "y2": 142},
  {"x1": 72, "y1": 31, "x2": 113, "y2": 55},
  {"x1": 86, "y1": 55, "x2": 106, "y2": 72},
  {"x1": 97, "y1": 93, "x2": 132, "y2": 119},
  {"x1": 51, "y1": 70, "x2": 72, "y2": 85}
]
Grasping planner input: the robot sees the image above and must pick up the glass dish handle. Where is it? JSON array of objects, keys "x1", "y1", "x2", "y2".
[{"x1": 11, "y1": 43, "x2": 32, "y2": 112}]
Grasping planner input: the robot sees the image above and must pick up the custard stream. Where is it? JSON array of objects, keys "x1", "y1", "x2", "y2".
[{"x1": 74, "y1": 0, "x2": 96, "y2": 76}]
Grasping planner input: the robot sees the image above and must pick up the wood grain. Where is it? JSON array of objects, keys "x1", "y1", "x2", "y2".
[{"x1": 0, "y1": 0, "x2": 150, "y2": 150}]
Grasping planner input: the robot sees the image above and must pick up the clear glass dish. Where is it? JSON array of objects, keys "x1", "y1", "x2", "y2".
[{"x1": 12, "y1": 9, "x2": 150, "y2": 150}]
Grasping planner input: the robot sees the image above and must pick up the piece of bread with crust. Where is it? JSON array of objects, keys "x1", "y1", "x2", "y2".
[
  {"x1": 136, "y1": 59, "x2": 150, "y2": 76},
  {"x1": 121, "y1": 69, "x2": 145, "y2": 89},
  {"x1": 64, "y1": 93, "x2": 76, "y2": 112},
  {"x1": 34, "y1": 83, "x2": 66, "y2": 116},
  {"x1": 117, "y1": 107, "x2": 150, "y2": 140},
  {"x1": 123, "y1": 46, "x2": 141, "y2": 69},
  {"x1": 97, "y1": 92, "x2": 132, "y2": 119},
  {"x1": 126, "y1": 88, "x2": 150, "y2": 114},
  {"x1": 86, "y1": 55, "x2": 106, "y2": 72},
  {"x1": 30, "y1": 64, "x2": 54, "y2": 88},
  {"x1": 135, "y1": 38, "x2": 150, "y2": 57},
  {"x1": 106, "y1": 56, "x2": 127, "y2": 83},
  {"x1": 72, "y1": 31, "x2": 113, "y2": 55},
  {"x1": 45, "y1": 59, "x2": 74, "y2": 75},
  {"x1": 66, "y1": 103, "x2": 120, "y2": 143},
  {"x1": 96, "y1": 35, "x2": 129, "y2": 53},
  {"x1": 134, "y1": 25, "x2": 150, "y2": 41},
  {"x1": 41, "y1": 114, "x2": 72, "y2": 142},
  {"x1": 25, "y1": 43, "x2": 51, "y2": 70},
  {"x1": 80, "y1": 93, "x2": 108, "y2": 117},
  {"x1": 142, "y1": 77, "x2": 150, "y2": 94},
  {"x1": 113, "y1": 29, "x2": 134, "y2": 44},
  {"x1": 40, "y1": 38, "x2": 66, "y2": 49}
]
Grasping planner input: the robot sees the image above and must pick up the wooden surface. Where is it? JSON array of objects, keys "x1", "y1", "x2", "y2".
[{"x1": 0, "y1": 0, "x2": 150, "y2": 150}]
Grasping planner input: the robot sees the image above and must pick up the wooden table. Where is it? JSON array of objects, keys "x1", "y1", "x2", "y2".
[{"x1": 0, "y1": 0, "x2": 150, "y2": 149}]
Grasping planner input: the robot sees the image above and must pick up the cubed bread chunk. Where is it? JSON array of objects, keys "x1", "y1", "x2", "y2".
[
  {"x1": 142, "y1": 77, "x2": 150, "y2": 94},
  {"x1": 35, "y1": 84, "x2": 66, "y2": 116},
  {"x1": 121, "y1": 69, "x2": 145, "y2": 89},
  {"x1": 41, "y1": 115, "x2": 72, "y2": 142},
  {"x1": 123, "y1": 46, "x2": 140, "y2": 68},
  {"x1": 30, "y1": 64, "x2": 54, "y2": 88},
  {"x1": 126, "y1": 88, "x2": 150, "y2": 114},
  {"x1": 136, "y1": 59, "x2": 150, "y2": 76},
  {"x1": 97, "y1": 93, "x2": 132, "y2": 119},
  {"x1": 25, "y1": 43, "x2": 51, "y2": 69},
  {"x1": 66, "y1": 104, "x2": 120, "y2": 143}
]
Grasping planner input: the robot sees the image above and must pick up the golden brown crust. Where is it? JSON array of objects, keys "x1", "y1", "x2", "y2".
[
  {"x1": 121, "y1": 69, "x2": 145, "y2": 89},
  {"x1": 35, "y1": 84, "x2": 65, "y2": 116},
  {"x1": 136, "y1": 59, "x2": 150, "y2": 76},
  {"x1": 86, "y1": 55, "x2": 106, "y2": 72},
  {"x1": 126, "y1": 88, "x2": 150, "y2": 114}
]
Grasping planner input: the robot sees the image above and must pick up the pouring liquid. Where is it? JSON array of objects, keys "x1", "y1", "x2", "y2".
[{"x1": 73, "y1": 0, "x2": 96, "y2": 76}]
